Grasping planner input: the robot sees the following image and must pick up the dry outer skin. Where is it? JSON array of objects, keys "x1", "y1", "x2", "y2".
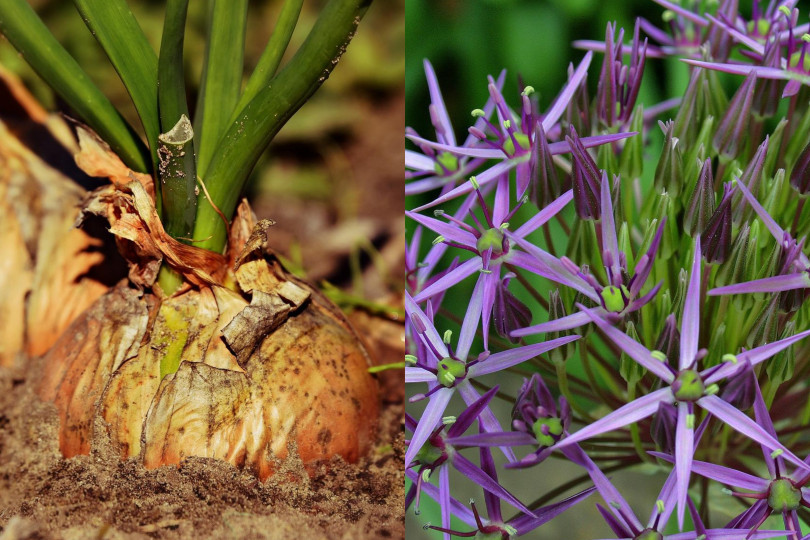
[{"x1": 0, "y1": 360, "x2": 405, "y2": 539}]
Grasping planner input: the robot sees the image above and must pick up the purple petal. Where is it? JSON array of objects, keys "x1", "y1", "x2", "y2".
[
  {"x1": 447, "y1": 386, "x2": 499, "y2": 438},
  {"x1": 682, "y1": 59, "x2": 789, "y2": 80},
  {"x1": 674, "y1": 402, "x2": 694, "y2": 529},
  {"x1": 405, "y1": 367, "x2": 436, "y2": 383},
  {"x1": 439, "y1": 465, "x2": 451, "y2": 540},
  {"x1": 541, "y1": 51, "x2": 593, "y2": 131},
  {"x1": 511, "y1": 310, "x2": 592, "y2": 338},
  {"x1": 452, "y1": 452, "x2": 536, "y2": 517},
  {"x1": 507, "y1": 238, "x2": 599, "y2": 300},
  {"x1": 512, "y1": 190, "x2": 574, "y2": 238},
  {"x1": 651, "y1": 452, "x2": 769, "y2": 493},
  {"x1": 698, "y1": 395, "x2": 810, "y2": 472},
  {"x1": 405, "y1": 387, "x2": 454, "y2": 469},
  {"x1": 600, "y1": 174, "x2": 621, "y2": 282},
  {"x1": 563, "y1": 445, "x2": 643, "y2": 533},
  {"x1": 579, "y1": 304, "x2": 675, "y2": 382},
  {"x1": 456, "y1": 274, "x2": 485, "y2": 361},
  {"x1": 708, "y1": 273, "x2": 810, "y2": 296},
  {"x1": 413, "y1": 159, "x2": 517, "y2": 212},
  {"x1": 680, "y1": 238, "x2": 702, "y2": 370},
  {"x1": 445, "y1": 431, "x2": 537, "y2": 448},
  {"x1": 405, "y1": 149, "x2": 437, "y2": 172},
  {"x1": 423, "y1": 59, "x2": 456, "y2": 147},
  {"x1": 469, "y1": 335, "x2": 581, "y2": 377},
  {"x1": 552, "y1": 387, "x2": 673, "y2": 451},
  {"x1": 651, "y1": 0, "x2": 708, "y2": 25},
  {"x1": 405, "y1": 133, "x2": 504, "y2": 159},
  {"x1": 406, "y1": 211, "x2": 478, "y2": 248},
  {"x1": 703, "y1": 14, "x2": 765, "y2": 54},
  {"x1": 457, "y1": 381, "x2": 516, "y2": 463},
  {"x1": 547, "y1": 132, "x2": 638, "y2": 155},
  {"x1": 405, "y1": 291, "x2": 448, "y2": 358},
  {"x1": 414, "y1": 257, "x2": 482, "y2": 303},
  {"x1": 405, "y1": 469, "x2": 476, "y2": 527},
  {"x1": 705, "y1": 328, "x2": 810, "y2": 384},
  {"x1": 510, "y1": 487, "x2": 596, "y2": 535}
]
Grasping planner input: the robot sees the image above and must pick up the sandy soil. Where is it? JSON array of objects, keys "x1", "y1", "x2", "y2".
[{"x1": 0, "y1": 356, "x2": 404, "y2": 540}]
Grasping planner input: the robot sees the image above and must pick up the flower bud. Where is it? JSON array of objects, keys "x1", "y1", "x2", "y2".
[
  {"x1": 684, "y1": 158, "x2": 715, "y2": 237},
  {"x1": 493, "y1": 273, "x2": 532, "y2": 344},
  {"x1": 713, "y1": 72, "x2": 757, "y2": 160},
  {"x1": 530, "y1": 122, "x2": 562, "y2": 208},
  {"x1": 567, "y1": 128, "x2": 602, "y2": 220},
  {"x1": 654, "y1": 121, "x2": 684, "y2": 200},
  {"x1": 700, "y1": 183, "x2": 734, "y2": 264},
  {"x1": 651, "y1": 401, "x2": 677, "y2": 454},
  {"x1": 767, "y1": 321, "x2": 797, "y2": 385}
]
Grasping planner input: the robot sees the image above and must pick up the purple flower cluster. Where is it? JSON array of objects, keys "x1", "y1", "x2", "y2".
[{"x1": 406, "y1": 2, "x2": 810, "y2": 538}]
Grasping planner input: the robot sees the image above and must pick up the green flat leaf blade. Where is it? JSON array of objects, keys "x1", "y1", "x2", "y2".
[{"x1": 0, "y1": 0, "x2": 150, "y2": 172}]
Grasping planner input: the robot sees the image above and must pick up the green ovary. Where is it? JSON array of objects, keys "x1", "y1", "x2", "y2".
[
  {"x1": 415, "y1": 441, "x2": 443, "y2": 466},
  {"x1": 600, "y1": 285, "x2": 630, "y2": 313},
  {"x1": 503, "y1": 133, "x2": 530, "y2": 156},
  {"x1": 634, "y1": 529, "x2": 663, "y2": 540},
  {"x1": 437, "y1": 358, "x2": 466, "y2": 387},
  {"x1": 673, "y1": 370, "x2": 705, "y2": 402},
  {"x1": 477, "y1": 228, "x2": 505, "y2": 256},
  {"x1": 789, "y1": 51, "x2": 810, "y2": 72},
  {"x1": 768, "y1": 478, "x2": 802, "y2": 511},
  {"x1": 532, "y1": 417, "x2": 563, "y2": 447},
  {"x1": 434, "y1": 152, "x2": 459, "y2": 175}
]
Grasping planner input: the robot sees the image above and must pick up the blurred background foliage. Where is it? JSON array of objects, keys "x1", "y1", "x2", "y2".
[{"x1": 0, "y1": 0, "x2": 405, "y2": 300}]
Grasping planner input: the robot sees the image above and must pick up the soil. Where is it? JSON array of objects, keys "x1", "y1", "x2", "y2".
[
  {"x1": 0, "y1": 358, "x2": 404, "y2": 539},
  {"x1": 0, "y1": 80, "x2": 404, "y2": 540}
]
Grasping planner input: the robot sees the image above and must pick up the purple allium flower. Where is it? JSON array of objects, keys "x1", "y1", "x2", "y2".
[
  {"x1": 548, "y1": 237, "x2": 810, "y2": 528},
  {"x1": 709, "y1": 181, "x2": 810, "y2": 296},
  {"x1": 406, "y1": 51, "x2": 638, "y2": 213},
  {"x1": 405, "y1": 60, "x2": 505, "y2": 196},
  {"x1": 405, "y1": 386, "x2": 537, "y2": 523},
  {"x1": 511, "y1": 173, "x2": 664, "y2": 339},
  {"x1": 410, "y1": 464, "x2": 596, "y2": 540},
  {"x1": 407, "y1": 183, "x2": 573, "y2": 348},
  {"x1": 654, "y1": 378, "x2": 810, "y2": 540},
  {"x1": 404, "y1": 291, "x2": 579, "y2": 470},
  {"x1": 596, "y1": 20, "x2": 647, "y2": 128}
]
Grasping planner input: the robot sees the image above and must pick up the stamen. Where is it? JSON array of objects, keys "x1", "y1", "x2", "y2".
[
  {"x1": 471, "y1": 109, "x2": 486, "y2": 118},
  {"x1": 405, "y1": 355, "x2": 417, "y2": 365},
  {"x1": 443, "y1": 329, "x2": 453, "y2": 344},
  {"x1": 522, "y1": 86, "x2": 535, "y2": 96},
  {"x1": 771, "y1": 449, "x2": 784, "y2": 459},
  {"x1": 432, "y1": 235, "x2": 445, "y2": 246},
  {"x1": 442, "y1": 415, "x2": 456, "y2": 425}
]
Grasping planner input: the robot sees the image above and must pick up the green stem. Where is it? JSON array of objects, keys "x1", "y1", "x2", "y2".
[
  {"x1": 194, "y1": 0, "x2": 373, "y2": 253},
  {"x1": 71, "y1": 0, "x2": 160, "y2": 170},
  {"x1": 235, "y1": 0, "x2": 304, "y2": 115},
  {"x1": 0, "y1": 0, "x2": 150, "y2": 172},
  {"x1": 157, "y1": 265, "x2": 184, "y2": 296},
  {"x1": 194, "y1": 0, "x2": 249, "y2": 179},
  {"x1": 157, "y1": 115, "x2": 197, "y2": 241}
]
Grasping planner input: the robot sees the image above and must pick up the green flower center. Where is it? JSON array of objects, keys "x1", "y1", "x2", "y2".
[
  {"x1": 673, "y1": 370, "x2": 705, "y2": 402},
  {"x1": 789, "y1": 50, "x2": 810, "y2": 72},
  {"x1": 600, "y1": 285, "x2": 630, "y2": 313},
  {"x1": 768, "y1": 478, "x2": 802, "y2": 511},
  {"x1": 503, "y1": 133, "x2": 530, "y2": 156},
  {"x1": 634, "y1": 529, "x2": 663, "y2": 540},
  {"x1": 437, "y1": 357, "x2": 466, "y2": 387},
  {"x1": 477, "y1": 228, "x2": 505, "y2": 256},
  {"x1": 746, "y1": 18, "x2": 771, "y2": 38},
  {"x1": 414, "y1": 441, "x2": 443, "y2": 466},
  {"x1": 434, "y1": 151, "x2": 459, "y2": 175},
  {"x1": 532, "y1": 417, "x2": 563, "y2": 447},
  {"x1": 475, "y1": 532, "x2": 505, "y2": 540}
]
